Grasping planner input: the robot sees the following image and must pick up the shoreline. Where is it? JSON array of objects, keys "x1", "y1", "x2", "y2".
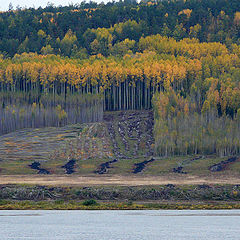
[
  {"x1": 1, "y1": 183, "x2": 240, "y2": 210},
  {"x1": 1, "y1": 200, "x2": 240, "y2": 210}
]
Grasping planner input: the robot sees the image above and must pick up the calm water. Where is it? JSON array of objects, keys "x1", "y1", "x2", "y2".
[{"x1": 1, "y1": 210, "x2": 240, "y2": 240}]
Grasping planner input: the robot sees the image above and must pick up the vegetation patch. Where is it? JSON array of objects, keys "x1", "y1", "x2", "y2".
[
  {"x1": 209, "y1": 157, "x2": 239, "y2": 172},
  {"x1": 82, "y1": 199, "x2": 98, "y2": 206},
  {"x1": 28, "y1": 161, "x2": 50, "y2": 174},
  {"x1": 132, "y1": 157, "x2": 156, "y2": 174},
  {"x1": 1, "y1": 184, "x2": 240, "y2": 202},
  {"x1": 61, "y1": 159, "x2": 76, "y2": 174},
  {"x1": 172, "y1": 156, "x2": 203, "y2": 174},
  {"x1": 0, "y1": 1, "x2": 240, "y2": 177},
  {"x1": 0, "y1": 200, "x2": 240, "y2": 210},
  {"x1": 95, "y1": 159, "x2": 118, "y2": 174}
]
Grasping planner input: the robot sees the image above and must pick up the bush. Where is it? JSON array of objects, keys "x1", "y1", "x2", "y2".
[
  {"x1": 54, "y1": 200, "x2": 64, "y2": 205},
  {"x1": 82, "y1": 199, "x2": 98, "y2": 206},
  {"x1": 0, "y1": 199, "x2": 8, "y2": 205}
]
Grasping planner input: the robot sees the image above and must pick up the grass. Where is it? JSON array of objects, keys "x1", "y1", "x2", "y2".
[
  {"x1": 145, "y1": 156, "x2": 187, "y2": 175},
  {"x1": 1, "y1": 152, "x2": 239, "y2": 177},
  {"x1": 225, "y1": 159, "x2": 240, "y2": 173},
  {"x1": 0, "y1": 122, "x2": 114, "y2": 175},
  {"x1": 110, "y1": 158, "x2": 146, "y2": 175},
  {"x1": 0, "y1": 199, "x2": 240, "y2": 210},
  {"x1": 0, "y1": 160, "x2": 34, "y2": 174},
  {"x1": 74, "y1": 158, "x2": 107, "y2": 174}
]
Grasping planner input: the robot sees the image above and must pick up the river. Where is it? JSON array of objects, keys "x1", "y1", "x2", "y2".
[{"x1": 1, "y1": 210, "x2": 240, "y2": 239}]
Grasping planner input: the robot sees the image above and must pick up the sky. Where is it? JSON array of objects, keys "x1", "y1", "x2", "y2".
[{"x1": 0, "y1": 0, "x2": 105, "y2": 11}]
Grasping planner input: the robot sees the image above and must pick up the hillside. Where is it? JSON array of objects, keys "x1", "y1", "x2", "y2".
[
  {"x1": 0, "y1": 0, "x2": 239, "y2": 57},
  {"x1": 0, "y1": 110, "x2": 240, "y2": 181},
  {"x1": 0, "y1": 110, "x2": 152, "y2": 175},
  {"x1": 0, "y1": 0, "x2": 240, "y2": 185}
]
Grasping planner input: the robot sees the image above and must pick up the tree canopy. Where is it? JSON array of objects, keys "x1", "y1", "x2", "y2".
[{"x1": 0, "y1": 0, "x2": 239, "y2": 57}]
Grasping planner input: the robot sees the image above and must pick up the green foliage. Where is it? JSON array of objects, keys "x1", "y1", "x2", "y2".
[
  {"x1": 111, "y1": 39, "x2": 136, "y2": 56},
  {"x1": 0, "y1": 0, "x2": 239, "y2": 57},
  {"x1": 60, "y1": 30, "x2": 77, "y2": 57},
  {"x1": 153, "y1": 90, "x2": 240, "y2": 157},
  {"x1": 17, "y1": 37, "x2": 29, "y2": 54},
  {"x1": 82, "y1": 199, "x2": 98, "y2": 206},
  {"x1": 41, "y1": 45, "x2": 54, "y2": 55}
]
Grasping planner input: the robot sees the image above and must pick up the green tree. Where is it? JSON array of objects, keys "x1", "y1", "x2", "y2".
[
  {"x1": 60, "y1": 30, "x2": 77, "y2": 57},
  {"x1": 41, "y1": 45, "x2": 54, "y2": 55}
]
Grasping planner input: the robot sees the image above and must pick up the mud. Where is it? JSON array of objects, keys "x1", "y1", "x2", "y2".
[{"x1": 28, "y1": 162, "x2": 50, "y2": 174}]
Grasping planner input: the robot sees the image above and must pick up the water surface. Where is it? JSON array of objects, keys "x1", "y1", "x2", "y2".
[{"x1": 1, "y1": 210, "x2": 240, "y2": 240}]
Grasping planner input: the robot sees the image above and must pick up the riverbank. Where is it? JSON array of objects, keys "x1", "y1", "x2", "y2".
[
  {"x1": 1, "y1": 184, "x2": 240, "y2": 210},
  {"x1": 0, "y1": 199, "x2": 240, "y2": 210}
]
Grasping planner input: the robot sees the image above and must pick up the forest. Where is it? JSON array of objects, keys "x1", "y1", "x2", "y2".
[
  {"x1": 0, "y1": 0, "x2": 240, "y2": 156},
  {"x1": 0, "y1": 0, "x2": 240, "y2": 57}
]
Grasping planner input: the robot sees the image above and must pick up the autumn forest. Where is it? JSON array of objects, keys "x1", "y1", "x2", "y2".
[{"x1": 0, "y1": 0, "x2": 240, "y2": 158}]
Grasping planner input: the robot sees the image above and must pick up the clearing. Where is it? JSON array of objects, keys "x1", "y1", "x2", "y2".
[{"x1": 0, "y1": 110, "x2": 240, "y2": 185}]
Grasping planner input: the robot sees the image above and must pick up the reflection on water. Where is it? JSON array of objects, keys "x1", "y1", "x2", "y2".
[{"x1": 0, "y1": 210, "x2": 240, "y2": 240}]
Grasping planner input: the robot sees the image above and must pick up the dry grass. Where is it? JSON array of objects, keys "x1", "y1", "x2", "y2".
[{"x1": 1, "y1": 174, "x2": 240, "y2": 186}]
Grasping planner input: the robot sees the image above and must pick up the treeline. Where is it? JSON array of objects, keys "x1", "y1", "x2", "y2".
[
  {"x1": 151, "y1": 36, "x2": 240, "y2": 157},
  {"x1": 1, "y1": 35, "x2": 240, "y2": 111},
  {"x1": 0, "y1": 92, "x2": 103, "y2": 135},
  {"x1": 153, "y1": 90, "x2": 240, "y2": 157},
  {"x1": 0, "y1": 0, "x2": 239, "y2": 57}
]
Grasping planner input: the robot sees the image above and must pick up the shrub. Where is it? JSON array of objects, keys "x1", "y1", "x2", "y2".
[{"x1": 82, "y1": 199, "x2": 98, "y2": 206}]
